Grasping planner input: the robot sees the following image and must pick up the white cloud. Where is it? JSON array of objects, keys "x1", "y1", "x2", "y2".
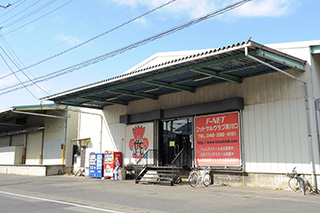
[
  {"x1": 232, "y1": 0, "x2": 301, "y2": 17},
  {"x1": 0, "y1": 74, "x2": 20, "y2": 87},
  {"x1": 55, "y1": 35, "x2": 83, "y2": 46},
  {"x1": 135, "y1": 17, "x2": 148, "y2": 26},
  {"x1": 106, "y1": 0, "x2": 217, "y2": 19},
  {"x1": 164, "y1": 0, "x2": 216, "y2": 19},
  {"x1": 105, "y1": 0, "x2": 300, "y2": 19}
]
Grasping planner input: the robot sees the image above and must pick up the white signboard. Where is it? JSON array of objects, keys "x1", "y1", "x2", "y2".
[{"x1": 125, "y1": 122, "x2": 154, "y2": 165}]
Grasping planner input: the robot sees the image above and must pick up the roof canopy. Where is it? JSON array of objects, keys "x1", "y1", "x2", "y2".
[
  {"x1": 0, "y1": 104, "x2": 65, "y2": 134},
  {"x1": 41, "y1": 40, "x2": 306, "y2": 109}
]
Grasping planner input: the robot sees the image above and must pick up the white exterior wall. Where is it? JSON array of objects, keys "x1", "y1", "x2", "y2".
[
  {"x1": 65, "y1": 110, "x2": 78, "y2": 167},
  {"x1": 77, "y1": 107, "x2": 123, "y2": 169},
  {"x1": 103, "y1": 105, "x2": 127, "y2": 153},
  {"x1": 311, "y1": 54, "x2": 320, "y2": 98},
  {"x1": 0, "y1": 146, "x2": 24, "y2": 164}
]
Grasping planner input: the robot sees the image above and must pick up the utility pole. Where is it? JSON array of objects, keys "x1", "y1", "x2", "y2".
[{"x1": 0, "y1": 3, "x2": 11, "y2": 9}]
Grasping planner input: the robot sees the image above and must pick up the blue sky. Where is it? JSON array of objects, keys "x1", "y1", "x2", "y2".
[{"x1": 0, "y1": 0, "x2": 319, "y2": 111}]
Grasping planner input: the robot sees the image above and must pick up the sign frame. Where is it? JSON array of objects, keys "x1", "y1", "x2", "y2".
[{"x1": 194, "y1": 111, "x2": 242, "y2": 167}]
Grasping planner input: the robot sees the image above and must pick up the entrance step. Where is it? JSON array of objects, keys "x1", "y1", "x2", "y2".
[{"x1": 135, "y1": 166, "x2": 183, "y2": 186}]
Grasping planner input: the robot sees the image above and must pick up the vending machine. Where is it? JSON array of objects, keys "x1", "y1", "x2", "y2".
[
  {"x1": 104, "y1": 151, "x2": 122, "y2": 178},
  {"x1": 88, "y1": 152, "x2": 96, "y2": 178},
  {"x1": 88, "y1": 152, "x2": 104, "y2": 178},
  {"x1": 95, "y1": 153, "x2": 104, "y2": 178}
]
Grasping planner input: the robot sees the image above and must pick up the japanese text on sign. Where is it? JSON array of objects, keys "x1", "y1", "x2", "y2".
[{"x1": 195, "y1": 112, "x2": 241, "y2": 166}]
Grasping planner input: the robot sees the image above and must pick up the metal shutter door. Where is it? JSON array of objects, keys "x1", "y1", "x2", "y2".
[
  {"x1": 11, "y1": 134, "x2": 24, "y2": 146},
  {"x1": 26, "y1": 131, "x2": 43, "y2": 165},
  {"x1": 0, "y1": 136, "x2": 10, "y2": 147}
]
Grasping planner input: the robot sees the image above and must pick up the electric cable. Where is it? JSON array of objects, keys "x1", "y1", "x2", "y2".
[
  {"x1": 5, "y1": 0, "x2": 50, "y2": 28},
  {"x1": 0, "y1": 0, "x2": 252, "y2": 96},
  {"x1": 3, "y1": 0, "x2": 73, "y2": 35},
  {"x1": 20, "y1": 5, "x2": 131, "y2": 67},
  {"x1": 0, "y1": 0, "x2": 176, "y2": 80},
  {"x1": 0, "y1": 34, "x2": 51, "y2": 95},
  {"x1": 0, "y1": 48, "x2": 38, "y2": 100},
  {"x1": 0, "y1": 0, "x2": 46, "y2": 26},
  {"x1": 0, "y1": 0, "x2": 26, "y2": 19}
]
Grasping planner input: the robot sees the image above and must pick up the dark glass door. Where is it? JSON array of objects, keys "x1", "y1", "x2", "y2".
[{"x1": 159, "y1": 118, "x2": 192, "y2": 167}]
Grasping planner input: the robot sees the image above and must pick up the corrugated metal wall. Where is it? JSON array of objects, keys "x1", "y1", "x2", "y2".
[
  {"x1": 126, "y1": 70, "x2": 307, "y2": 114},
  {"x1": 104, "y1": 70, "x2": 319, "y2": 174},
  {"x1": 243, "y1": 98, "x2": 311, "y2": 174}
]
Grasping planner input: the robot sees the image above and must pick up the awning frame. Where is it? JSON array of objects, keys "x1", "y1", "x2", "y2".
[{"x1": 41, "y1": 40, "x2": 306, "y2": 109}]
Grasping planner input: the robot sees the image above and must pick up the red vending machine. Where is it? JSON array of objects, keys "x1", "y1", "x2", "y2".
[{"x1": 104, "y1": 151, "x2": 122, "y2": 178}]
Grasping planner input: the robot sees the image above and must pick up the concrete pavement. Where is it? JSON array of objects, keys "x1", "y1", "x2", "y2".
[{"x1": 0, "y1": 174, "x2": 319, "y2": 212}]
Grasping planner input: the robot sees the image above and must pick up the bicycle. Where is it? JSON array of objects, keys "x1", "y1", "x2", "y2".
[
  {"x1": 287, "y1": 167, "x2": 306, "y2": 195},
  {"x1": 188, "y1": 168, "x2": 212, "y2": 187}
]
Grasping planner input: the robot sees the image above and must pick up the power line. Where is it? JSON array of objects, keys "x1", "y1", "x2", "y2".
[
  {"x1": 0, "y1": 0, "x2": 176, "y2": 80},
  {"x1": 5, "y1": 0, "x2": 50, "y2": 28},
  {"x1": 0, "y1": 0, "x2": 252, "y2": 95},
  {"x1": 0, "y1": 3, "x2": 11, "y2": 9},
  {"x1": 0, "y1": 47, "x2": 38, "y2": 100},
  {"x1": 0, "y1": 0, "x2": 45, "y2": 26},
  {"x1": 0, "y1": 0, "x2": 27, "y2": 19},
  {"x1": 0, "y1": 34, "x2": 51, "y2": 95},
  {"x1": 18, "y1": 5, "x2": 131, "y2": 67},
  {"x1": 3, "y1": 0, "x2": 73, "y2": 35},
  {"x1": 0, "y1": 0, "x2": 252, "y2": 96}
]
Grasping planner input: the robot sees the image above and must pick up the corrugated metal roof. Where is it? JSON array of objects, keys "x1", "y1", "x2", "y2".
[
  {"x1": 0, "y1": 104, "x2": 66, "y2": 133},
  {"x1": 41, "y1": 39, "x2": 306, "y2": 109}
]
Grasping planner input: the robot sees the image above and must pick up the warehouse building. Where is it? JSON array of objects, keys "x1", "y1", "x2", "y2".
[
  {"x1": 0, "y1": 105, "x2": 78, "y2": 176},
  {"x1": 42, "y1": 39, "x2": 320, "y2": 189}
]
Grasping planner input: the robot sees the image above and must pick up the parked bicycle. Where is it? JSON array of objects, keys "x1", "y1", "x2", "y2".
[
  {"x1": 188, "y1": 168, "x2": 212, "y2": 187},
  {"x1": 287, "y1": 167, "x2": 307, "y2": 195}
]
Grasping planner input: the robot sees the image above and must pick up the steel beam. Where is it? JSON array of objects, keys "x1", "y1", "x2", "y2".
[
  {"x1": 82, "y1": 96, "x2": 128, "y2": 106},
  {"x1": 192, "y1": 68, "x2": 243, "y2": 83},
  {"x1": 253, "y1": 49, "x2": 305, "y2": 71},
  {"x1": 109, "y1": 89, "x2": 159, "y2": 100},
  {"x1": 146, "y1": 80, "x2": 196, "y2": 93},
  {"x1": 55, "y1": 101, "x2": 103, "y2": 109}
]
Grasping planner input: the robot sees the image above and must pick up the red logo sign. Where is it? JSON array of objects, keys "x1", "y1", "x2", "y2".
[
  {"x1": 129, "y1": 126, "x2": 149, "y2": 159},
  {"x1": 195, "y1": 112, "x2": 241, "y2": 166}
]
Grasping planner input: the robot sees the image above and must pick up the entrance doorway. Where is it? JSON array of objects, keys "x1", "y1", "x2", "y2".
[{"x1": 159, "y1": 118, "x2": 192, "y2": 167}]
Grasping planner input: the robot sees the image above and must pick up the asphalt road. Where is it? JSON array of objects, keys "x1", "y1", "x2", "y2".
[{"x1": 0, "y1": 174, "x2": 319, "y2": 213}]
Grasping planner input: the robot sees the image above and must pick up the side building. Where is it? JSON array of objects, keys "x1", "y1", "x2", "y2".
[
  {"x1": 42, "y1": 39, "x2": 320, "y2": 189},
  {"x1": 0, "y1": 104, "x2": 78, "y2": 176}
]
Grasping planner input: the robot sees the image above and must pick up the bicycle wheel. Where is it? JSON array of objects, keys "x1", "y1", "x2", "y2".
[
  {"x1": 288, "y1": 178, "x2": 301, "y2": 192},
  {"x1": 189, "y1": 172, "x2": 199, "y2": 187},
  {"x1": 202, "y1": 173, "x2": 212, "y2": 187}
]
